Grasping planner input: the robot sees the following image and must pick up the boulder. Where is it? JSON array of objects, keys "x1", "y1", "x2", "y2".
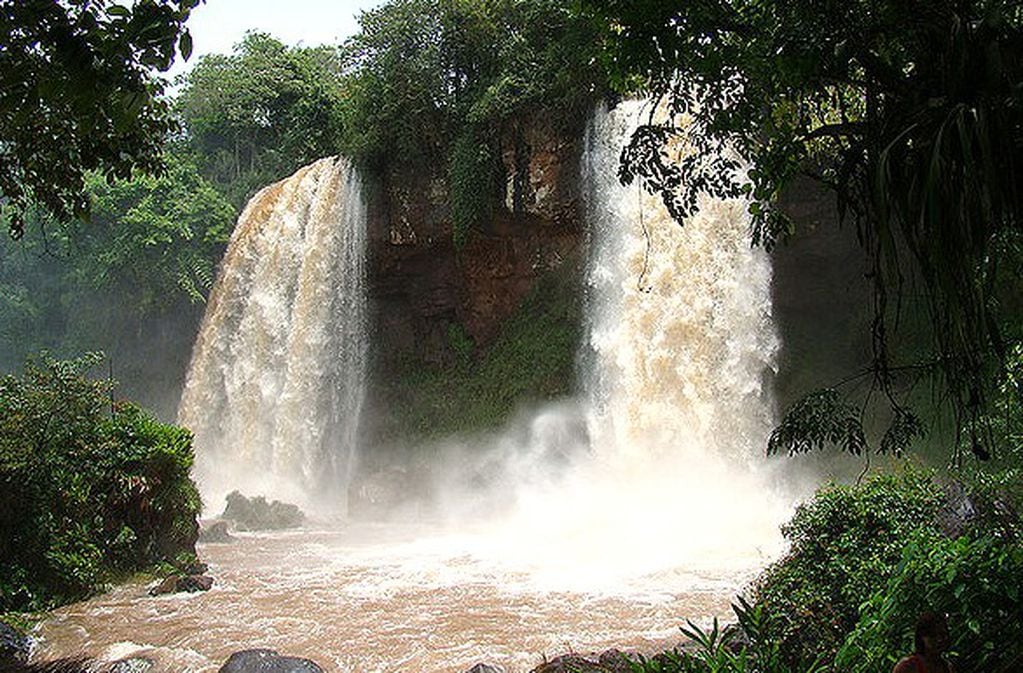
[
  {"x1": 148, "y1": 574, "x2": 213, "y2": 596},
  {"x1": 0, "y1": 620, "x2": 31, "y2": 667},
  {"x1": 218, "y1": 649, "x2": 323, "y2": 673},
  {"x1": 107, "y1": 657, "x2": 154, "y2": 673},
  {"x1": 177, "y1": 574, "x2": 214, "y2": 593},
  {"x1": 532, "y1": 654, "x2": 610, "y2": 673},
  {"x1": 198, "y1": 520, "x2": 235, "y2": 543},
  {"x1": 148, "y1": 576, "x2": 179, "y2": 597},
  {"x1": 937, "y1": 480, "x2": 979, "y2": 538},
  {"x1": 465, "y1": 664, "x2": 503, "y2": 673},
  {"x1": 597, "y1": 649, "x2": 634, "y2": 673},
  {"x1": 220, "y1": 492, "x2": 304, "y2": 531}
]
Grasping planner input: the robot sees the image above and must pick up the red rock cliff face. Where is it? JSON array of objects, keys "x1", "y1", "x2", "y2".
[{"x1": 365, "y1": 115, "x2": 585, "y2": 370}]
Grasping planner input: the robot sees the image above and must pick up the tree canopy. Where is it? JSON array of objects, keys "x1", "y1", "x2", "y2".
[
  {"x1": 175, "y1": 31, "x2": 347, "y2": 208},
  {"x1": 0, "y1": 0, "x2": 201, "y2": 240},
  {"x1": 585, "y1": 0, "x2": 1023, "y2": 461}
]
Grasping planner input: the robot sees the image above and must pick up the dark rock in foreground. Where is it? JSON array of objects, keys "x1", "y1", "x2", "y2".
[
  {"x1": 218, "y1": 649, "x2": 323, "y2": 673},
  {"x1": 532, "y1": 650, "x2": 636, "y2": 673},
  {"x1": 199, "y1": 519, "x2": 235, "y2": 543},
  {"x1": 597, "y1": 649, "x2": 634, "y2": 672},
  {"x1": 465, "y1": 664, "x2": 503, "y2": 673},
  {"x1": 532, "y1": 654, "x2": 607, "y2": 672},
  {"x1": 220, "y1": 491, "x2": 305, "y2": 530},
  {"x1": 2, "y1": 657, "x2": 92, "y2": 673},
  {"x1": 149, "y1": 574, "x2": 214, "y2": 596},
  {"x1": 107, "y1": 657, "x2": 154, "y2": 673},
  {"x1": 1, "y1": 620, "x2": 32, "y2": 667}
]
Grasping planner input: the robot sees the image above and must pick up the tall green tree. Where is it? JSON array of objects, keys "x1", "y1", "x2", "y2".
[
  {"x1": 340, "y1": 0, "x2": 606, "y2": 239},
  {"x1": 0, "y1": 156, "x2": 234, "y2": 416},
  {"x1": 585, "y1": 0, "x2": 1023, "y2": 461},
  {"x1": 175, "y1": 32, "x2": 347, "y2": 207},
  {"x1": 0, "y1": 0, "x2": 200, "y2": 239}
]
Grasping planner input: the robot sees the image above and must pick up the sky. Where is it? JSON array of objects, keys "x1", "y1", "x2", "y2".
[{"x1": 165, "y1": 0, "x2": 387, "y2": 81}]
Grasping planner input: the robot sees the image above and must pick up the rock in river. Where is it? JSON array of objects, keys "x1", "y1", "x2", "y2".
[{"x1": 218, "y1": 649, "x2": 323, "y2": 673}]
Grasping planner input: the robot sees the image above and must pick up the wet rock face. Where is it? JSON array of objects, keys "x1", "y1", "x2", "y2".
[
  {"x1": 218, "y1": 649, "x2": 323, "y2": 673},
  {"x1": 501, "y1": 116, "x2": 581, "y2": 226},
  {"x1": 365, "y1": 114, "x2": 584, "y2": 369}
]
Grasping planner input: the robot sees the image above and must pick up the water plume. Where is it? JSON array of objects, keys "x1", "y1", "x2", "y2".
[
  {"x1": 178, "y1": 157, "x2": 368, "y2": 512},
  {"x1": 453, "y1": 100, "x2": 796, "y2": 590}
]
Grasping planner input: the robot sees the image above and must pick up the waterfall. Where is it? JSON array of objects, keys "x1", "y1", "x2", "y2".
[
  {"x1": 582, "y1": 100, "x2": 778, "y2": 467},
  {"x1": 486, "y1": 101, "x2": 794, "y2": 586},
  {"x1": 178, "y1": 156, "x2": 368, "y2": 511}
]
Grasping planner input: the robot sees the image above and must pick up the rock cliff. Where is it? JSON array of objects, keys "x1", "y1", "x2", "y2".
[{"x1": 365, "y1": 114, "x2": 585, "y2": 370}]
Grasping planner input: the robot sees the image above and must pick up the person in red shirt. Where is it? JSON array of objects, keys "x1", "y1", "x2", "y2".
[{"x1": 893, "y1": 611, "x2": 955, "y2": 673}]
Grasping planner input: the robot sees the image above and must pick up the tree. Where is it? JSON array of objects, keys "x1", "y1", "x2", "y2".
[
  {"x1": 0, "y1": 155, "x2": 234, "y2": 416},
  {"x1": 175, "y1": 32, "x2": 347, "y2": 207},
  {"x1": 584, "y1": 0, "x2": 1023, "y2": 461},
  {"x1": 339, "y1": 0, "x2": 606, "y2": 240},
  {"x1": 0, "y1": 0, "x2": 201, "y2": 240}
]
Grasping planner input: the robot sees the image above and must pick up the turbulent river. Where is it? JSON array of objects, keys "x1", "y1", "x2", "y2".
[
  {"x1": 33, "y1": 523, "x2": 742, "y2": 672},
  {"x1": 31, "y1": 101, "x2": 803, "y2": 672}
]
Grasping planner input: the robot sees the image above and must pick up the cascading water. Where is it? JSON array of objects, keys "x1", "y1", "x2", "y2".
[
  {"x1": 583, "y1": 101, "x2": 778, "y2": 465},
  {"x1": 32, "y1": 106, "x2": 804, "y2": 673},
  {"x1": 178, "y1": 156, "x2": 368, "y2": 511},
  {"x1": 484, "y1": 100, "x2": 793, "y2": 587}
]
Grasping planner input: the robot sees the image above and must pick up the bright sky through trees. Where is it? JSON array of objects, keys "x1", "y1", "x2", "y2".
[{"x1": 165, "y1": 0, "x2": 386, "y2": 80}]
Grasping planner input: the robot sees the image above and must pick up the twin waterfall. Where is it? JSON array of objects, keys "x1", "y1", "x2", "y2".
[
  {"x1": 178, "y1": 157, "x2": 368, "y2": 509},
  {"x1": 179, "y1": 103, "x2": 791, "y2": 560},
  {"x1": 34, "y1": 102, "x2": 798, "y2": 673}
]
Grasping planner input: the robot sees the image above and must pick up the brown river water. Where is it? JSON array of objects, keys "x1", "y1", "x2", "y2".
[{"x1": 31, "y1": 522, "x2": 746, "y2": 672}]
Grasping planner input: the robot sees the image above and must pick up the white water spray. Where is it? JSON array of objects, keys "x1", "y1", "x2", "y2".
[
  {"x1": 473, "y1": 101, "x2": 795, "y2": 588},
  {"x1": 178, "y1": 157, "x2": 368, "y2": 511}
]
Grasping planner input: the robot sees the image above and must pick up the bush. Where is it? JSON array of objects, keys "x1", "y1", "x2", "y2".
[
  {"x1": 0, "y1": 353, "x2": 200, "y2": 611},
  {"x1": 628, "y1": 467, "x2": 1022, "y2": 672},
  {"x1": 749, "y1": 469, "x2": 945, "y2": 666},
  {"x1": 836, "y1": 533, "x2": 1023, "y2": 673}
]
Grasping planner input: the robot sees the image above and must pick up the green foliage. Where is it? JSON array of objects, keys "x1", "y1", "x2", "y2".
[
  {"x1": 585, "y1": 0, "x2": 1023, "y2": 461},
  {"x1": 0, "y1": 0, "x2": 199, "y2": 239},
  {"x1": 769, "y1": 388, "x2": 926, "y2": 458},
  {"x1": 634, "y1": 468, "x2": 1022, "y2": 672},
  {"x1": 175, "y1": 31, "x2": 346, "y2": 207},
  {"x1": 375, "y1": 257, "x2": 582, "y2": 442},
  {"x1": 0, "y1": 152, "x2": 233, "y2": 417},
  {"x1": 750, "y1": 470, "x2": 945, "y2": 666},
  {"x1": 340, "y1": 0, "x2": 606, "y2": 244},
  {"x1": 449, "y1": 128, "x2": 497, "y2": 248},
  {"x1": 446, "y1": 322, "x2": 475, "y2": 368},
  {"x1": 836, "y1": 534, "x2": 1023, "y2": 673},
  {"x1": 70, "y1": 154, "x2": 234, "y2": 311},
  {"x1": 627, "y1": 599, "x2": 825, "y2": 673},
  {"x1": 0, "y1": 353, "x2": 200, "y2": 611}
]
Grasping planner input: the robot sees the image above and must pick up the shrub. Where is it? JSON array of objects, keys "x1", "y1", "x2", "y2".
[
  {"x1": 749, "y1": 470, "x2": 946, "y2": 666},
  {"x1": 836, "y1": 532, "x2": 1023, "y2": 673},
  {"x1": 0, "y1": 353, "x2": 200, "y2": 611},
  {"x1": 632, "y1": 467, "x2": 1022, "y2": 672}
]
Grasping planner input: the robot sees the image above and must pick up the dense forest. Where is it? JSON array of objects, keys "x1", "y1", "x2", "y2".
[{"x1": 1, "y1": 1, "x2": 1022, "y2": 672}]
